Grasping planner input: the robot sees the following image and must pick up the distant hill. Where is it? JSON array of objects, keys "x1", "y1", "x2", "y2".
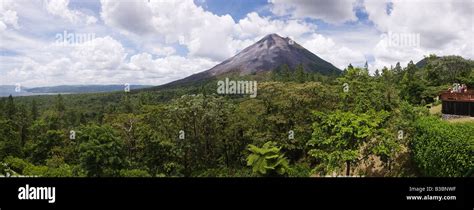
[
  {"x1": 415, "y1": 55, "x2": 473, "y2": 69},
  {"x1": 159, "y1": 33, "x2": 341, "y2": 88},
  {"x1": 0, "y1": 85, "x2": 35, "y2": 97},
  {"x1": 26, "y1": 85, "x2": 152, "y2": 94},
  {"x1": 0, "y1": 85, "x2": 152, "y2": 97},
  {"x1": 414, "y1": 55, "x2": 473, "y2": 86},
  {"x1": 415, "y1": 56, "x2": 440, "y2": 68}
]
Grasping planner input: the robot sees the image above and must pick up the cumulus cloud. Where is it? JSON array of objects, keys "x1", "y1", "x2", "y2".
[
  {"x1": 126, "y1": 53, "x2": 217, "y2": 79},
  {"x1": 269, "y1": 0, "x2": 359, "y2": 24},
  {"x1": 185, "y1": 14, "x2": 236, "y2": 60},
  {"x1": 2, "y1": 0, "x2": 472, "y2": 86},
  {"x1": 44, "y1": 0, "x2": 98, "y2": 25},
  {"x1": 100, "y1": 0, "x2": 237, "y2": 61},
  {"x1": 1, "y1": 35, "x2": 218, "y2": 87},
  {"x1": 364, "y1": 0, "x2": 474, "y2": 70},
  {"x1": 0, "y1": 0, "x2": 19, "y2": 30},
  {"x1": 1, "y1": 31, "x2": 216, "y2": 87},
  {"x1": 236, "y1": 12, "x2": 317, "y2": 39},
  {"x1": 99, "y1": 0, "x2": 364, "y2": 66},
  {"x1": 303, "y1": 34, "x2": 366, "y2": 69},
  {"x1": 100, "y1": 0, "x2": 154, "y2": 35},
  {"x1": 152, "y1": 46, "x2": 176, "y2": 57},
  {"x1": 70, "y1": 36, "x2": 126, "y2": 70},
  {"x1": 2, "y1": 0, "x2": 368, "y2": 86}
]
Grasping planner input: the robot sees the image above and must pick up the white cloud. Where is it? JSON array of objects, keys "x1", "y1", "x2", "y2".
[
  {"x1": 364, "y1": 0, "x2": 474, "y2": 70},
  {"x1": 236, "y1": 12, "x2": 317, "y2": 39},
  {"x1": 269, "y1": 0, "x2": 358, "y2": 24},
  {"x1": 371, "y1": 34, "x2": 426, "y2": 70},
  {"x1": 99, "y1": 0, "x2": 366, "y2": 68},
  {"x1": 303, "y1": 34, "x2": 366, "y2": 69},
  {"x1": 44, "y1": 0, "x2": 98, "y2": 25},
  {"x1": 70, "y1": 36, "x2": 126, "y2": 70},
  {"x1": 3, "y1": 0, "x2": 471, "y2": 87},
  {"x1": 2, "y1": 36, "x2": 126, "y2": 86},
  {"x1": 100, "y1": 0, "x2": 238, "y2": 61},
  {"x1": 1, "y1": 10, "x2": 19, "y2": 29},
  {"x1": 100, "y1": 1, "x2": 330, "y2": 62},
  {"x1": 127, "y1": 53, "x2": 217, "y2": 79},
  {"x1": 152, "y1": 46, "x2": 176, "y2": 57},
  {"x1": 1, "y1": 35, "x2": 218, "y2": 87},
  {"x1": 0, "y1": 0, "x2": 19, "y2": 30},
  {"x1": 185, "y1": 14, "x2": 236, "y2": 60},
  {"x1": 100, "y1": 0, "x2": 154, "y2": 35},
  {"x1": 2, "y1": 1, "x2": 368, "y2": 86}
]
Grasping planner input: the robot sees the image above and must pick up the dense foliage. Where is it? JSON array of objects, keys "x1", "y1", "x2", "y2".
[
  {"x1": 0, "y1": 55, "x2": 472, "y2": 177},
  {"x1": 308, "y1": 110, "x2": 392, "y2": 176},
  {"x1": 411, "y1": 116, "x2": 474, "y2": 177},
  {"x1": 246, "y1": 141, "x2": 289, "y2": 176}
]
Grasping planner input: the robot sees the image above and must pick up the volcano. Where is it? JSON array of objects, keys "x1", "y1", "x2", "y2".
[{"x1": 161, "y1": 33, "x2": 341, "y2": 87}]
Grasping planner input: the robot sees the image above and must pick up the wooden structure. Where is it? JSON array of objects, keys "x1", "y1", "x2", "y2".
[{"x1": 439, "y1": 90, "x2": 474, "y2": 116}]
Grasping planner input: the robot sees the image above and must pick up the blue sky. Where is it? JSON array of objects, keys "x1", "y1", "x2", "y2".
[
  {"x1": 196, "y1": 0, "x2": 271, "y2": 20},
  {"x1": 0, "y1": 0, "x2": 472, "y2": 87}
]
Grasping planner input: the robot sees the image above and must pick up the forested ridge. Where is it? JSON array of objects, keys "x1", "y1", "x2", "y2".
[{"x1": 0, "y1": 55, "x2": 473, "y2": 177}]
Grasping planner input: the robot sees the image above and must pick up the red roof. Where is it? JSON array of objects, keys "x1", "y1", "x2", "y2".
[{"x1": 439, "y1": 90, "x2": 474, "y2": 102}]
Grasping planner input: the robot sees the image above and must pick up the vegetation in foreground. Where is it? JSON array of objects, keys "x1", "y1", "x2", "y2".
[{"x1": 0, "y1": 55, "x2": 473, "y2": 177}]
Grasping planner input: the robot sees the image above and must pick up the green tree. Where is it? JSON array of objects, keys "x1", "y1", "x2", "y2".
[
  {"x1": 347, "y1": 63, "x2": 354, "y2": 71},
  {"x1": 374, "y1": 69, "x2": 380, "y2": 77},
  {"x1": 5, "y1": 95, "x2": 16, "y2": 120},
  {"x1": 30, "y1": 129, "x2": 65, "y2": 164},
  {"x1": 121, "y1": 94, "x2": 134, "y2": 113},
  {"x1": 246, "y1": 141, "x2": 289, "y2": 176},
  {"x1": 105, "y1": 113, "x2": 142, "y2": 165},
  {"x1": 55, "y1": 94, "x2": 66, "y2": 113},
  {"x1": 308, "y1": 110, "x2": 389, "y2": 176},
  {"x1": 272, "y1": 65, "x2": 282, "y2": 81},
  {"x1": 77, "y1": 124, "x2": 124, "y2": 177},
  {"x1": 398, "y1": 61, "x2": 428, "y2": 105},
  {"x1": 295, "y1": 64, "x2": 306, "y2": 83},
  {"x1": 1, "y1": 156, "x2": 73, "y2": 177},
  {"x1": 0, "y1": 99, "x2": 4, "y2": 118},
  {"x1": 0, "y1": 119, "x2": 21, "y2": 159},
  {"x1": 31, "y1": 99, "x2": 39, "y2": 121},
  {"x1": 393, "y1": 62, "x2": 403, "y2": 82},
  {"x1": 337, "y1": 67, "x2": 395, "y2": 113},
  {"x1": 368, "y1": 128, "x2": 401, "y2": 172},
  {"x1": 12, "y1": 104, "x2": 29, "y2": 148},
  {"x1": 280, "y1": 64, "x2": 291, "y2": 82},
  {"x1": 119, "y1": 169, "x2": 151, "y2": 177},
  {"x1": 425, "y1": 55, "x2": 472, "y2": 86},
  {"x1": 381, "y1": 66, "x2": 390, "y2": 78}
]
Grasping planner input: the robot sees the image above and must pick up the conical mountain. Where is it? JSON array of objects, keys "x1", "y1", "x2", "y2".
[{"x1": 162, "y1": 33, "x2": 341, "y2": 86}]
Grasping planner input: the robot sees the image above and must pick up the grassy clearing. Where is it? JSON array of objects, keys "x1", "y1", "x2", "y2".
[
  {"x1": 447, "y1": 117, "x2": 474, "y2": 123},
  {"x1": 429, "y1": 104, "x2": 442, "y2": 114}
]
